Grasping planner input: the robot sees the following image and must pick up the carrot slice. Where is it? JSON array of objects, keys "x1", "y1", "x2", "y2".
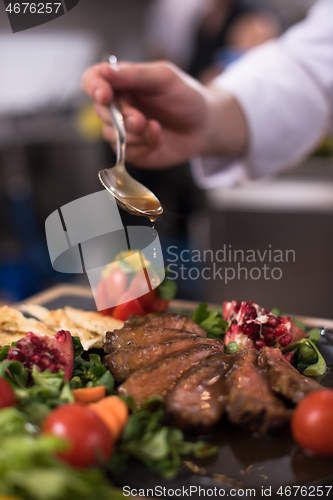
[
  {"x1": 72, "y1": 385, "x2": 106, "y2": 404},
  {"x1": 89, "y1": 396, "x2": 128, "y2": 440}
]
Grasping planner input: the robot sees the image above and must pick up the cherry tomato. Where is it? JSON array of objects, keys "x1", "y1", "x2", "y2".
[
  {"x1": 291, "y1": 389, "x2": 333, "y2": 456},
  {"x1": 105, "y1": 267, "x2": 128, "y2": 304},
  {"x1": 99, "y1": 307, "x2": 115, "y2": 317},
  {"x1": 42, "y1": 403, "x2": 113, "y2": 467},
  {"x1": 0, "y1": 377, "x2": 17, "y2": 408},
  {"x1": 138, "y1": 289, "x2": 169, "y2": 313},
  {"x1": 127, "y1": 271, "x2": 150, "y2": 298},
  {"x1": 95, "y1": 279, "x2": 110, "y2": 311},
  {"x1": 112, "y1": 298, "x2": 145, "y2": 321}
]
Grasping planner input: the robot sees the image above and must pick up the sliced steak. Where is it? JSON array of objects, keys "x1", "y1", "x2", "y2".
[
  {"x1": 225, "y1": 349, "x2": 290, "y2": 434},
  {"x1": 124, "y1": 312, "x2": 162, "y2": 328},
  {"x1": 125, "y1": 312, "x2": 206, "y2": 337},
  {"x1": 117, "y1": 344, "x2": 221, "y2": 407},
  {"x1": 258, "y1": 346, "x2": 322, "y2": 404},
  {"x1": 105, "y1": 337, "x2": 224, "y2": 383},
  {"x1": 166, "y1": 353, "x2": 239, "y2": 433},
  {"x1": 104, "y1": 327, "x2": 195, "y2": 353}
]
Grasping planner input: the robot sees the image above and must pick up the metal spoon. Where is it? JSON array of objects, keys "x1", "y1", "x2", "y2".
[{"x1": 98, "y1": 55, "x2": 163, "y2": 222}]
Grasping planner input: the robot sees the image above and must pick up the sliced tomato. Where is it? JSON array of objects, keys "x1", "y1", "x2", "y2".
[{"x1": 112, "y1": 298, "x2": 145, "y2": 321}]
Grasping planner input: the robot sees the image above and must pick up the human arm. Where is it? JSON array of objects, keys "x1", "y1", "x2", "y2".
[{"x1": 82, "y1": 0, "x2": 333, "y2": 180}]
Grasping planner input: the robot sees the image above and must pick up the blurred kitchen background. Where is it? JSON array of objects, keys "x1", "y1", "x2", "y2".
[{"x1": 1, "y1": 0, "x2": 333, "y2": 318}]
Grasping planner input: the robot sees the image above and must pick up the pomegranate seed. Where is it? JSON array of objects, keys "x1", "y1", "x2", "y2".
[
  {"x1": 244, "y1": 305, "x2": 257, "y2": 319},
  {"x1": 273, "y1": 325, "x2": 287, "y2": 338},
  {"x1": 55, "y1": 331, "x2": 67, "y2": 342},
  {"x1": 40, "y1": 357, "x2": 51, "y2": 368},
  {"x1": 279, "y1": 334, "x2": 292, "y2": 347},
  {"x1": 9, "y1": 352, "x2": 25, "y2": 362},
  {"x1": 266, "y1": 316, "x2": 278, "y2": 327},
  {"x1": 31, "y1": 336, "x2": 41, "y2": 345},
  {"x1": 234, "y1": 301, "x2": 241, "y2": 313},
  {"x1": 284, "y1": 352, "x2": 294, "y2": 364}
]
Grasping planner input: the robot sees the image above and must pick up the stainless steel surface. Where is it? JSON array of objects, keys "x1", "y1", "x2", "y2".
[{"x1": 98, "y1": 55, "x2": 163, "y2": 220}]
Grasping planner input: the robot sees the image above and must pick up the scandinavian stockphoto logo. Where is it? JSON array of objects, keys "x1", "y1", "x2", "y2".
[
  {"x1": 45, "y1": 191, "x2": 165, "y2": 311},
  {"x1": 3, "y1": 0, "x2": 80, "y2": 33}
]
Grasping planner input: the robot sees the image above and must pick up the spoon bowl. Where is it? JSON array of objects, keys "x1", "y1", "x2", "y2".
[
  {"x1": 98, "y1": 56, "x2": 163, "y2": 221},
  {"x1": 98, "y1": 163, "x2": 163, "y2": 221}
]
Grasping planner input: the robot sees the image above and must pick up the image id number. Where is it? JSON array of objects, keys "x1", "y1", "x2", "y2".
[
  {"x1": 5, "y1": 3, "x2": 62, "y2": 14},
  {"x1": 277, "y1": 485, "x2": 332, "y2": 497}
]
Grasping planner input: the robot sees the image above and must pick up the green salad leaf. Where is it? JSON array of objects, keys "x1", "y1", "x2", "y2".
[
  {"x1": 0, "y1": 342, "x2": 14, "y2": 361},
  {"x1": 193, "y1": 303, "x2": 228, "y2": 339},
  {"x1": 72, "y1": 336, "x2": 84, "y2": 358},
  {"x1": 70, "y1": 349, "x2": 114, "y2": 394},
  {"x1": 270, "y1": 307, "x2": 283, "y2": 317},
  {"x1": 112, "y1": 398, "x2": 217, "y2": 479},
  {"x1": 0, "y1": 432, "x2": 121, "y2": 500},
  {"x1": 157, "y1": 275, "x2": 177, "y2": 301},
  {"x1": 0, "y1": 407, "x2": 29, "y2": 437},
  {"x1": 282, "y1": 338, "x2": 327, "y2": 376},
  {"x1": 0, "y1": 359, "x2": 29, "y2": 388},
  {"x1": 307, "y1": 328, "x2": 321, "y2": 344},
  {"x1": 271, "y1": 308, "x2": 323, "y2": 373}
]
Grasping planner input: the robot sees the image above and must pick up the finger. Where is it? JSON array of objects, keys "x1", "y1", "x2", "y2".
[
  {"x1": 99, "y1": 100, "x2": 162, "y2": 143},
  {"x1": 102, "y1": 124, "x2": 155, "y2": 164},
  {"x1": 82, "y1": 63, "x2": 114, "y2": 104},
  {"x1": 103, "y1": 119, "x2": 162, "y2": 149},
  {"x1": 121, "y1": 103, "x2": 147, "y2": 134},
  {"x1": 94, "y1": 103, "x2": 113, "y2": 125},
  {"x1": 100, "y1": 60, "x2": 179, "y2": 94},
  {"x1": 146, "y1": 120, "x2": 163, "y2": 144},
  {"x1": 95, "y1": 100, "x2": 150, "y2": 134}
]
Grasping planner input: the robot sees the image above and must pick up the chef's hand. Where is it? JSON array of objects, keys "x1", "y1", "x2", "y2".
[{"x1": 82, "y1": 61, "x2": 248, "y2": 168}]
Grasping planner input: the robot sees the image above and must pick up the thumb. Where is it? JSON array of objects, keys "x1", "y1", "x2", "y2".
[{"x1": 101, "y1": 61, "x2": 176, "y2": 94}]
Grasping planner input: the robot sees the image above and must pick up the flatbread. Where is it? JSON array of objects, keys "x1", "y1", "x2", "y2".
[
  {"x1": 0, "y1": 305, "x2": 56, "y2": 348},
  {"x1": 21, "y1": 304, "x2": 103, "y2": 350},
  {"x1": 64, "y1": 306, "x2": 123, "y2": 336},
  {"x1": 0, "y1": 304, "x2": 124, "y2": 351}
]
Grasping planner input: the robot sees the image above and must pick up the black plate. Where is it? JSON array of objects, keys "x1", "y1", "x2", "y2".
[{"x1": 40, "y1": 293, "x2": 333, "y2": 500}]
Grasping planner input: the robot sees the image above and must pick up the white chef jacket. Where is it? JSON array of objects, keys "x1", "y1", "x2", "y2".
[{"x1": 192, "y1": 0, "x2": 333, "y2": 188}]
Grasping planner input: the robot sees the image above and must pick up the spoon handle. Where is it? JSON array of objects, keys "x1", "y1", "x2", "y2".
[{"x1": 108, "y1": 55, "x2": 126, "y2": 166}]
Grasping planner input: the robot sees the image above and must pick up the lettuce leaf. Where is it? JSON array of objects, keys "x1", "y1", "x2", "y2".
[{"x1": 192, "y1": 303, "x2": 228, "y2": 339}]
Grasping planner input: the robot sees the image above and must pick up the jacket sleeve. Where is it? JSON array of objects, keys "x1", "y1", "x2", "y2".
[{"x1": 192, "y1": 0, "x2": 333, "y2": 187}]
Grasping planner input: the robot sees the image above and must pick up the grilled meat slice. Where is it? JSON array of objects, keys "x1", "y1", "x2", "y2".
[
  {"x1": 225, "y1": 349, "x2": 290, "y2": 434},
  {"x1": 103, "y1": 327, "x2": 196, "y2": 353},
  {"x1": 117, "y1": 344, "x2": 221, "y2": 407},
  {"x1": 105, "y1": 337, "x2": 224, "y2": 383},
  {"x1": 124, "y1": 312, "x2": 162, "y2": 328},
  {"x1": 124, "y1": 312, "x2": 206, "y2": 337},
  {"x1": 258, "y1": 346, "x2": 321, "y2": 404},
  {"x1": 166, "y1": 353, "x2": 238, "y2": 433}
]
